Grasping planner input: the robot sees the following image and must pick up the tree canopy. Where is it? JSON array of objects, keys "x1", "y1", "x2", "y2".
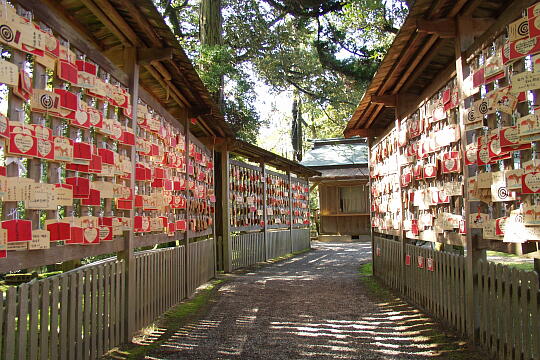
[{"x1": 154, "y1": 0, "x2": 408, "y2": 149}]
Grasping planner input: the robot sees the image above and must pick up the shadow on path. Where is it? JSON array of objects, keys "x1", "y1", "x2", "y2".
[{"x1": 139, "y1": 242, "x2": 487, "y2": 360}]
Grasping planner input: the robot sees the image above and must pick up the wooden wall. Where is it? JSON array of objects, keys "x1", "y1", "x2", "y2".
[{"x1": 318, "y1": 182, "x2": 370, "y2": 235}]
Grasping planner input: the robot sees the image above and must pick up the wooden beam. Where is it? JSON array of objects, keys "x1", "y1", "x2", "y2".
[
  {"x1": 397, "y1": 64, "x2": 456, "y2": 120},
  {"x1": 417, "y1": 18, "x2": 456, "y2": 38},
  {"x1": 197, "y1": 136, "x2": 229, "y2": 148},
  {"x1": 371, "y1": 94, "x2": 397, "y2": 107},
  {"x1": 400, "y1": 38, "x2": 444, "y2": 93},
  {"x1": 364, "y1": 104, "x2": 386, "y2": 129},
  {"x1": 79, "y1": 0, "x2": 134, "y2": 45},
  {"x1": 395, "y1": 36, "x2": 439, "y2": 93},
  {"x1": 379, "y1": 32, "x2": 427, "y2": 95},
  {"x1": 90, "y1": 0, "x2": 142, "y2": 45},
  {"x1": 117, "y1": 0, "x2": 162, "y2": 47},
  {"x1": 138, "y1": 48, "x2": 174, "y2": 65},
  {"x1": 343, "y1": 127, "x2": 384, "y2": 138}
]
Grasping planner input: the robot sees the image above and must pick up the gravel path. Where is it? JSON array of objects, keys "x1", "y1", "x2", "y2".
[{"x1": 145, "y1": 241, "x2": 485, "y2": 360}]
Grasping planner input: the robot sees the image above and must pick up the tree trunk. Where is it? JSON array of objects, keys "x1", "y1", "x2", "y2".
[
  {"x1": 199, "y1": 0, "x2": 224, "y2": 105},
  {"x1": 199, "y1": 0, "x2": 222, "y2": 46}
]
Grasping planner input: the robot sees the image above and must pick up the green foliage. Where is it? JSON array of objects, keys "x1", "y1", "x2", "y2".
[{"x1": 155, "y1": 0, "x2": 408, "y2": 143}]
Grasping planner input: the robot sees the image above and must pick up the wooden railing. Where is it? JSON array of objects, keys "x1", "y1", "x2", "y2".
[
  {"x1": 373, "y1": 236, "x2": 540, "y2": 360},
  {"x1": 231, "y1": 228, "x2": 311, "y2": 270}
]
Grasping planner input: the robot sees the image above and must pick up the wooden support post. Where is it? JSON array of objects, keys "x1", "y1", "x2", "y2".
[
  {"x1": 396, "y1": 118, "x2": 406, "y2": 293},
  {"x1": 367, "y1": 138, "x2": 375, "y2": 275},
  {"x1": 118, "y1": 46, "x2": 139, "y2": 343},
  {"x1": 288, "y1": 172, "x2": 294, "y2": 253},
  {"x1": 306, "y1": 176, "x2": 311, "y2": 250},
  {"x1": 184, "y1": 116, "x2": 191, "y2": 293},
  {"x1": 215, "y1": 147, "x2": 232, "y2": 272},
  {"x1": 261, "y1": 163, "x2": 268, "y2": 261},
  {"x1": 455, "y1": 15, "x2": 483, "y2": 343}
]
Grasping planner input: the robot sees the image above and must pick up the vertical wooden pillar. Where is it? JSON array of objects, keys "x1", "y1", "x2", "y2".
[
  {"x1": 455, "y1": 16, "x2": 484, "y2": 342},
  {"x1": 367, "y1": 138, "x2": 375, "y2": 275},
  {"x1": 305, "y1": 176, "x2": 311, "y2": 249},
  {"x1": 119, "y1": 46, "x2": 139, "y2": 342},
  {"x1": 288, "y1": 171, "x2": 294, "y2": 253},
  {"x1": 261, "y1": 163, "x2": 268, "y2": 261},
  {"x1": 184, "y1": 116, "x2": 191, "y2": 293},
  {"x1": 215, "y1": 147, "x2": 231, "y2": 272}
]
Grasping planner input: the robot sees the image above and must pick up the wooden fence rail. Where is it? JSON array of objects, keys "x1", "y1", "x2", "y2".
[
  {"x1": 0, "y1": 238, "x2": 218, "y2": 360},
  {"x1": 231, "y1": 229, "x2": 310, "y2": 270},
  {"x1": 0, "y1": 259, "x2": 125, "y2": 360},
  {"x1": 373, "y1": 236, "x2": 540, "y2": 360}
]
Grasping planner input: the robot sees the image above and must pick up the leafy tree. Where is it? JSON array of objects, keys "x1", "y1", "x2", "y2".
[{"x1": 154, "y1": 0, "x2": 408, "y2": 147}]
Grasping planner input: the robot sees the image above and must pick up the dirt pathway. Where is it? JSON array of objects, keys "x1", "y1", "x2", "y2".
[{"x1": 143, "y1": 242, "x2": 487, "y2": 360}]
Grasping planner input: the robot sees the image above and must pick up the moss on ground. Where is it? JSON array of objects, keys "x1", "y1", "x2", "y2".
[{"x1": 106, "y1": 279, "x2": 226, "y2": 359}]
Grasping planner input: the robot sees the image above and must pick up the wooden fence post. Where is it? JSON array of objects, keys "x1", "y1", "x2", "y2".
[
  {"x1": 119, "y1": 46, "x2": 139, "y2": 343},
  {"x1": 261, "y1": 163, "x2": 268, "y2": 261}
]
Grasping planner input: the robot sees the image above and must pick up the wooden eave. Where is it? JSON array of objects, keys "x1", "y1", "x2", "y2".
[
  {"x1": 344, "y1": 0, "x2": 508, "y2": 137},
  {"x1": 33, "y1": 0, "x2": 233, "y2": 139}
]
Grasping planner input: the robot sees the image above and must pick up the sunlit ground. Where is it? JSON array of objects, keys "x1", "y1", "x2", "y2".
[{"x1": 119, "y1": 242, "x2": 484, "y2": 360}]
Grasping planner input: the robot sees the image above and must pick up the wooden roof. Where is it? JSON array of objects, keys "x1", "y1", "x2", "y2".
[
  {"x1": 344, "y1": 0, "x2": 513, "y2": 137},
  {"x1": 230, "y1": 139, "x2": 321, "y2": 178},
  {"x1": 27, "y1": 0, "x2": 233, "y2": 138}
]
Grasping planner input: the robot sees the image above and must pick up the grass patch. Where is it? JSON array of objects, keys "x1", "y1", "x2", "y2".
[
  {"x1": 107, "y1": 278, "x2": 226, "y2": 359},
  {"x1": 357, "y1": 262, "x2": 391, "y2": 299},
  {"x1": 502, "y1": 262, "x2": 534, "y2": 271},
  {"x1": 486, "y1": 250, "x2": 517, "y2": 258}
]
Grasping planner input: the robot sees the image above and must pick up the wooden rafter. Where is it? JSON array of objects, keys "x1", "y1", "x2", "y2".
[
  {"x1": 79, "y1": 0, "x2": 133, "y2": 45},
  {"x1": 417, "y1": 18, "x2": 456, "y2": 38},
  {"x1": 399, "y1": 37, "x2": 444, "y2": 93},
  {"x1": 371, "y1": 94, "x2": 397, "y2": 107},
  {"x1": 365, "y1": 104, "x2": 386, "y2": 129}
]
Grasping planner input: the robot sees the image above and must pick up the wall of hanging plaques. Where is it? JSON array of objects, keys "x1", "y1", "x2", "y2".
[
  {"x1": 369, "y1": 128, "x2": 401, "y2": 237},
  {"x1": 399, "y1": 78, "x2": 465, "y2": 245},
  {"x1": 0, "y1": 0, "x2": 215, "y2": 263},
  {"x1": 461, "y1": 2, "x2": 540, "y2": 246},
  {"x1": 290, "y1": 178, "x2": 310, "y2": 227},
  {"x1": 187, "y1": 139, "x2": 215, "y2": 234},
  {"x1": 229, "y1": 160, "x2": 264, "y2": 230},
  {"x1": 369, "y1": 1, "x2": 540, "y2": 250},
  {"x1": 266, "y1": 170, "x2": 291, "y2": 228}
]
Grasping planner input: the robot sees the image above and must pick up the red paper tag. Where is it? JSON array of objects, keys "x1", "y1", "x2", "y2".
[
  {"x1": 417, "y1": 256, "x2": 425, "y2": 269},
  {"x1": 176, "y1": 220, "x2": 186, "y2": 231},
  {"x1": 74, "y1": 142, "x2": 92, "y2": 161},
  {"x1": 66, "y1": 177, "x2": 90, "y2": 199},
  {"x1": 2, "y1": 220, "x2": 32, "y2": 242},
  {"x1": 8, "y1": 133, "x2": 38, "y2": 157},
  {"x1": 405, "y1": 254, "x2": 411, "y2": 266},
  {"x1": 57, "y1": 60, "x2": 78, "y2": 84},
  {"x1": 81, "y1": 189, "x2": 101, "y2": 206},
  {"x1": 67, "y1": 227, "x2": 84, "y2": 244},
  {"x1": 82, "y1": 227, "x2": 100, "y2": 245},
  {"x1": 98, "y1": 148, "x2": 115, "y2": 165},
  {"x1": 426, "y1": 258, "x2": 434, "y2": 272},
  {"x1": 522, "y1": 172, "x2": 540, "y2": 193},
  {"x1": 47, "y1": 222, "x2": 71, "y2": 241}
]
